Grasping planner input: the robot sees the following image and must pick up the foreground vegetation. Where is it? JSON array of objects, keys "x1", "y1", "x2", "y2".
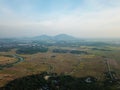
[{"x1": 1, "y1": 72, "x2": 120, "y2": 90}]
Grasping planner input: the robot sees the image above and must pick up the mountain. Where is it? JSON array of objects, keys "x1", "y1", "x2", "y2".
[
  {"x1": 33, "y1": 34, "x2": 77, "y2": 41},
  {"x1": 33, "y1": 35, "x2": 53, "y2": 41},
  {"x1": 54, "y1": 34, "x2": 76, "y2": 41}
]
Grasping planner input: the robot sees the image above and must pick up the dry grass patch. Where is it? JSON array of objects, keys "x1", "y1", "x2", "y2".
[{"x1": 0, "y1": 56, "x2": 16, "y2": 65}]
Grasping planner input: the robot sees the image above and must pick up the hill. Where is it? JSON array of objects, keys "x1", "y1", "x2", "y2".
[
  {"x1": 33, "y1": 34, "x2": 77, "y2": 41},
  {"x1": 54, "y1": 34, "x2": 77, "y2": 41}
]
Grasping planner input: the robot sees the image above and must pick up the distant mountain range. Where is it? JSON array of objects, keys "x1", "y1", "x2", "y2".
[
  {"x1": 33, "y1": 34, "x2": 78, "y2": 41},
  {"x1": 0, "y1": 34, "x2": 79, "y2": 42}
]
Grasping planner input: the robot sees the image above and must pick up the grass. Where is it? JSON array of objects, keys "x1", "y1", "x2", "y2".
[
  {"x1": 0, "y1": 56, "x2": 16, "y2": 65},
  {"x1": 0, "y1": 45, "x2": 120, "y2": 88}
]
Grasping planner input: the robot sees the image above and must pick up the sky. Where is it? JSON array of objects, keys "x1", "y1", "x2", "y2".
[{"x1": 0, "y1": 0, "x2": 120, "y2": 38}]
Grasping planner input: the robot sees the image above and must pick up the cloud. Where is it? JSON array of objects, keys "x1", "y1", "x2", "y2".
[{"x1": 0, "y1": 0, "x2": 120, "y2": 38}]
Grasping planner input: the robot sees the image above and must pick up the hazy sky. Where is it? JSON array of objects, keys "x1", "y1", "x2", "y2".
[{"x1": 0, "y1": 0, "x2": 120, "y2": 38}]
